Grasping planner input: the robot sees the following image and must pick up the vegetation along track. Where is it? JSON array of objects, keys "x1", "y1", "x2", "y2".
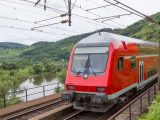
[
  {"x1": 0, "y1": 97, "x2": 66, "y2": 120},
  {"x1": 58, "y1": 80, "x2": 158, "y2": 120}
]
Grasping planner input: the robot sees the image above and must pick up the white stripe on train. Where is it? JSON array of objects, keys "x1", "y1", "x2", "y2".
[
  {"x1": 74, "y1": 74, "x2": 158, "y2": 100},
  {"x1": 124, "y1": 55, "x2": 158, "y2": 59}
]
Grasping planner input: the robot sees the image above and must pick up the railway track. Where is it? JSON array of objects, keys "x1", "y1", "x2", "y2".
[
  {"x1": 59, "y1": 110, "x2": 104, "y2": 120},
  {"x1": 0, "y1": 97, "x2": 66, "y2": 120},
  {"x1": 58, "y1": 80, "x2": 158, "y2": 120},
  {"x1": 1, "y1": 80, "x2": 157, "y2": 120}
]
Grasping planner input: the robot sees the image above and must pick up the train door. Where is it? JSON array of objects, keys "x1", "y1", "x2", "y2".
[{"x1": 139, "y1": 61, "x2": 144, "y2": 84}]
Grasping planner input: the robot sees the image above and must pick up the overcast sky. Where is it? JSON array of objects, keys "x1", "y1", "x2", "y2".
[{"x1": 0, "y1": 0, "x2": 159, "y2": 45}]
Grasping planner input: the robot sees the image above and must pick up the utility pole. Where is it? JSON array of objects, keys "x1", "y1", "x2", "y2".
[
  {"x1": 68, "y1": 0, "x2": 71, "y2": 26},
  {"x1": 158, "y1": 25, "x2": 160, "y2": 90},
  {"x1": 35, "y1": 0, "x2": 72, "y2": 26},
  {"x1": 44, "y1": 0, "x2": 46, "y2": 10}
]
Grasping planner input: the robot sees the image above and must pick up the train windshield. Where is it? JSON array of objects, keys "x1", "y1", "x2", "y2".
[{"x1": 72, "y1": 53, "x2": 108, "y2": 74}]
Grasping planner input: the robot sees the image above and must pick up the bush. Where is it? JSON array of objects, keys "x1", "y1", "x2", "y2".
[
  {"x1": 33, "y1": 64, "x2": 43, "y2": 74},
  {"x1": 44, "y1": 63, "x2": 56, "y2": 72},
  {"x1": 1, "y1": 62, "x2": 19, "y2": 70},
  {"x1": 57, "y1": 69, "x2": 67, "y2": 84},
  {"x1": 139, "y1": 93, "x2": 160, "y2": 120}
]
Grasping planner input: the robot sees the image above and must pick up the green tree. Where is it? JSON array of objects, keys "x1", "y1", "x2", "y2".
[
  {"x1": 57, "y1": 69, "x2": 67, "y2": 84},
  {"x1": 33, "y1": 64, "x2": 43, "y2": 74},
  {"x1": 1, "y1": 62, "x2": 18, "y2": 70},
  {"x1": 44, "y1": 63, "x2": 56, "y2": 72}
]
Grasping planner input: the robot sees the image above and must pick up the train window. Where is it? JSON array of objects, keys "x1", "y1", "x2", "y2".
[
  {"x1": 131, "y1": 56, "x2": 136, "y2": 69},
  {"x1": 72, "y1": 53, "x2": 108, "y2": 73},
  {"x1": 118, "y1": 57, "x2": 123, "y2": 70}
]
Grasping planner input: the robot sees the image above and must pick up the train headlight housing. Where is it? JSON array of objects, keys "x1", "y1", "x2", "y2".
[
  {"x1": 68, "y1": 85, "x2": 74, "y2": 91},
  {"x1": 83, "y1": 73, "x2": 88, "y2": 79},
  {"x1": 96, "y1": 87, "x2": 106, "y2": 92}
]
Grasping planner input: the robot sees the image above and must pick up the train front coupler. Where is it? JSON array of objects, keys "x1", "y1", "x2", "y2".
[{"x1": 61, "y1": 91, "x2": 75, "y2": 103}]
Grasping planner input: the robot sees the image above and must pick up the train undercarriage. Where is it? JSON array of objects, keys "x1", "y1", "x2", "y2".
[
  {"x1": 61, "y1": 87, "x2": 138, "y2": 112},
  {"x1": 62, "y1": 91, "x2": 120, "y2": 112}
]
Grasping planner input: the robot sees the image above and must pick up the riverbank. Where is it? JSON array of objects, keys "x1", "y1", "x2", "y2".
[
  {"x1": 0, "y1": 70, "x2": 66, "y2": 108},
  {"x1": 0, "y1": 64, "x2": 66, "y2": 92}
]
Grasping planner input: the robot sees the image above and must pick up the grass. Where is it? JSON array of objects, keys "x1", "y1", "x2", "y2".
[{"x1": 139, "y1": 93, "x2": 160, "y2": 120}]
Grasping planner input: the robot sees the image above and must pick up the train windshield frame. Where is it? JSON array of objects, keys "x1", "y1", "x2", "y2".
[{"x1": 71, "y1": 53, "x2": 108, "y2": 74}]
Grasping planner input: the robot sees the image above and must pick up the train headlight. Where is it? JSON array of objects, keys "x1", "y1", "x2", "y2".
[
  {"x1": 68, "y1": 85, "x2": 74, "y2": 90},
  {"x1": 83, "y1": 73, "x2": 88, "y2": 79},
  {"x1": 96, "y1": 87, "x2": 106, "y2": 92}
]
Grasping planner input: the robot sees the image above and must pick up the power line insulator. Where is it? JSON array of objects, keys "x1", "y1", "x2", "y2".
[
  {"x1": 61, "y1": 20, "x2": 69, "y2": 24},
  {"x1": 61, "y1": 13, "x2": 68, "y2": 17}
]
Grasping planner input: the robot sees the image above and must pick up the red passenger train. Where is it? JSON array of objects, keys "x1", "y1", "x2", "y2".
[{"x1": 61, "y1": 32, "x2": 159, "y2": 112}]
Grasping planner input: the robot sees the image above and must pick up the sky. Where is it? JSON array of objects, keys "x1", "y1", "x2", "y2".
[{"x1": 0, "y1": 0, "x2": 159, "y2": 45}]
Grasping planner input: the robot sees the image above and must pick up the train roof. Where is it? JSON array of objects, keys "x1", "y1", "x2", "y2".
[{"x1": 76, "y1": 32, "x2": 158, "y2": 47}]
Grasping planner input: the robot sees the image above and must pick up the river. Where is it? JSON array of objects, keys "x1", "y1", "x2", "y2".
[{"x1": 16, "y1": 73, "x2": 64, "y2": 101}]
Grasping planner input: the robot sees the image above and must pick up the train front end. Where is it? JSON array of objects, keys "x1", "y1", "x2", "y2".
[{"x1": 62, "y1": 33, "x2": 113, "y2": 112}]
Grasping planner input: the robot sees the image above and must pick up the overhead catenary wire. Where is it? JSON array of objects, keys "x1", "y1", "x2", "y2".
[
  {"x1": 86, "y1": 2, "x2": 118, "y2": 11},
  {"x1": 17, "y1": 0, "x2": 122, "y2": 28},
  {"x1": 18, "y1": 0, "x2": 67, "y2": 14},
  {"x1": 0, "y1": 15, "x2": 33, "y2": 24},
  {"x1": 103, "y1": 0, "x2": 145, "y2": 19},
  {"x1": 0, "y1": 0, "x2": 158, "y2": 40},
  {"x1": 71, "y1": 0, "x2": 77, "y2": 10},
  {"x1": 102, "y1": 17, "x2": 119, "y2": 22},
  {"x1": 4, "y1": 0, "x2": 156, "y2": 35},
  {"x1": 2, "y1": 0, "x2": 148, "y2": 32},
  {"x1": 16, "y1": 0, "x2": 123, "y2": 28},
  {"x1": 32, "y1": 20, "x2": 69, "y2": 29},
  {"x1": 0, "y1": 1, "x2": 79, "y2": 33},
  {"x1": 72, "y1": 15, "x2": 118, "y2": 29},
  {"x1": 94, "y1": 13, "x2": 132, "y2": 20},
  {"x1": 72, "y1": 14, "x2": 121, "y2": 28},
  {"x1": 66, "y1": 0, "x2": 127, "y2": 28},
  {"x1": 78, "y1": 0, "x2": 140, "y2": 27},
  {"x1": 0, "y1": 0, "x2": 59, "y2": 17},
  {"x1": 34, "y1": 0, "x2": 47, "y2": 10},
  {"x1": 63, "y1": 0, "x2": 68, "y2": 9},
  {"x1": 87, "y1": 0, "x2": 143, "y2": 26},
  {"x1": 0, "y1": 0, "x2": 159, "y2": 49},
  {"x1": 0, "y1": 15, "x2": 78, "y2": 33},
  {"x1": 0, "y1": 24, "x2": 71, "y2": 36},
  {"x1": 35, "y1": 13, "x2": 68, "y2": 23},
  {"x1": 35, "y1": 0, "x2": 41, "y2": 6},
  {"x1": 18, "y1": 0, "x2": 70, "y2": 26},
  {"x1": 0, "y1": 0, "x2": 115, "y2": 33},
  {"x1": 3, "y1": 0, "x2": 159, "y2": 28},
  {"x1": 112, "y1": 0, "x2": 160, "y2": 25}
]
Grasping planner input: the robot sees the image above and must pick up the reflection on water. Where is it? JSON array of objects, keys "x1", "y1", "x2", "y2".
[
  {"x1": 18, "y1": 73, "x2": 63, "y2": 101},
  {"x1": 21, "y1": 73, "x2": 57, "y2": 88},
  {"x1": 32, "y1": 75, "x2": 44, "y2": 86},
  {"x1": 45, "y1": 73, "x2": 56, "y2": 82}
]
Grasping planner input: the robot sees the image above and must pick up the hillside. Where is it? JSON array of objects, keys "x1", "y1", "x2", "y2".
[
  {"x1": 0, "y1": 42, "x2": 28, "y2": 60},
  {"x1": 21, "y1": 33, "x2": 93, "y2": 60},
  {"x1": 0, "y1": 42, "x2": 28, "y2": 49},
  {"x1": 0, "y1": 12, "x2": 160, "y2": 62}
]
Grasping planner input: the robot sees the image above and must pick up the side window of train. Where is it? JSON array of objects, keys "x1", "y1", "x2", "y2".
[
  {"x1": 118, "y1": 57, "x2": 123, "y2": 70},
  {"x1": 131, "y1": 56, "x2": 136, "y2": 69}
]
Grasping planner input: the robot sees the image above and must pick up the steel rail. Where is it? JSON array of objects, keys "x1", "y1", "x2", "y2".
[
  {"x1": 2, "y1": 97, "x2": 63, "y2": 120},
  {"x1": 63, "y1": 110, "x2": 84, "y2": 120}
]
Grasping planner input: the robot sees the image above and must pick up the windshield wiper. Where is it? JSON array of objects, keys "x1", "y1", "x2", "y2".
[
  {"x1": 76, "y1": 71, "x2": 82, "y2": 75},
  {"x1": 89, "y1": 64, "x2": 96, "y2": 76},
  {"x1": 85, "y1": 54, "x2": 90, "y2": 69},
  {"x1": 84, "y1": 54, "x2": 96, "y2": 76}
]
